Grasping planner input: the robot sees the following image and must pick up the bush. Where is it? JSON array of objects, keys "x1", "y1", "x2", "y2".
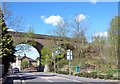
[
  {"x1": 90, "y1": 72, "x2": 98, "y2": 78},
  {"x1": 74, "y1": 71, "x2": 119, "y2": 80},
  {"x1": 57, "y1": 71, "x2": 73, "y2": 75},
  {"x1": 106, "y1": 74, "x2": 113, "y2": 79},
  {"x1": 82, "y1": 72, "x2": 88, "y2": 77},
  {"x1": 98, "y1": 75, "x2": 105, "y2": 79},
  {"x1": 111, "y1": 76, "x2": 120, "y2": 80},
  {"x1": 105, "y1": 69, "x2": 120, "y2": 75},
  {"x1": 74, "y1": 72, "x2": 87, "y2": 77},
  {"x1": 75, "y1": 72, "x2": 98, "y2": 78}
]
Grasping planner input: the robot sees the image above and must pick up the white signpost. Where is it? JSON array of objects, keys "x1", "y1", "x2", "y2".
[{"x1": 67, "y1": 49, "x2": 72, "y2": 75}]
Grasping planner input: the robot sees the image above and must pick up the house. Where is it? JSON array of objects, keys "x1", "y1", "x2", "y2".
[{"x1": 11, "y1": 54, "x2": 37, "y2": 71}]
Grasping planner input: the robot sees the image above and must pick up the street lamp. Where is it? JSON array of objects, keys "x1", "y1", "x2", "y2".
[{"x1": 67, "y1": 49, "x2": 72, "y2": 75}]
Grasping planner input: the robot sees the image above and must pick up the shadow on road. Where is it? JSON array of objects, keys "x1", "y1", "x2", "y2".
[{"x1": 4, "y1": 75, "x2": 38, "y2": 84}]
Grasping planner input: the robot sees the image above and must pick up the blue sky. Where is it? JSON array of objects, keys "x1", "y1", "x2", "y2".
[
  {"x1": 14, "y1": 44, "x2": 39, "y2": 60},
  {"x1": 5, "y1": 2, "x2": 118, "y2": 38},
  {"x1": 3, "y1": 2, "x2": 118, "y2": 59}
]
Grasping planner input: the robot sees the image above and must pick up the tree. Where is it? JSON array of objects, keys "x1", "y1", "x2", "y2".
[
  {"x1": 51, "y1": 19, "x2": 69, "y2": 72},
  {"x1": 70, "y1": 14, "x2": 87, "y2": 68},
  {"x1": 41, "y1": 46, "x2": 52, "y2": 72},
  {"x1": 70, "y1": 14, "x2": 87, "y2": 42},
  {"x1": 0, "y1": 10, "x2": 16, "y2": 75},
  {"x1": 91, "y1": 36, "x2": 107, "y2": 72},
  {"x1": 2, "y1": 3, "x2": 23, "y2": 32},
  {"x1": 55, "y1": 19, "x2": 69, "y2": 37},
  {"x1": 21, "y1": 60, "x2": 29, "y2": 69},
  {"x1": 41, "y1": 47, "x2": 52, "y2": 65},
  {"x1": 108, "y1": 16, "x2": 120, "y2": 69}
]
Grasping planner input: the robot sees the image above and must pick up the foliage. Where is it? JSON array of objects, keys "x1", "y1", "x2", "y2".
[
  {"x1": 0, "y1": 10, "x2": 16, "y2": 75},
  {"x1": 108, "y1": 16, "x2": 120, "y2": 68},
  {"x1": 75, "y1": 72, "x2": 116, "y2": 80},
  {"x1": 56, "y1": 57, "x2": 68, "y2": 69},
  {"x1": 57, "y1": 71, "x2": 73, "y2": 75},
  {"x1": 41, "y1": 46, "x2": 52, "y2": 65},
  {"x1": 23, "y1": 27, "x2": 36, "y2": 45},
  {"x1": 21, "y1": 60, "x2": 29, "y2": 68},
  {"x1": 69, "y1": 14, "x2": 87, "y2": 69}
]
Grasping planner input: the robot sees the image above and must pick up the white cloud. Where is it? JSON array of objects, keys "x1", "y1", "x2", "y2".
[
  {"x1": 90, "y1": 0, "x2": 97, "y2": 4},
  {"x1": 40, "y1": 15, "x2": 46, "y2": 20},
  {"x1": 93, "y1": 31, "x2": 108, "y2": 37},
  {"x1": 7, "y1": 28, "x2": 15, "y2": 32},
  {"x1": 75, "y1": 14, "x2": 86, "y2": 22},
  {"x1": 41, "y1": 15, "x2": 64, "y2": 26}
]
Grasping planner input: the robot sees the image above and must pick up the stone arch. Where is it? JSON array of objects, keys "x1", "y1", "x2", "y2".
[{"x1": 14, "y1": 40, "x2": 44, "y2": 72}]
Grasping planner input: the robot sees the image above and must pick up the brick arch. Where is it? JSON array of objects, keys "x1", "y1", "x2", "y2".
[{"x1": 14, "y1": 40, "x2": 44, "y2": 72}]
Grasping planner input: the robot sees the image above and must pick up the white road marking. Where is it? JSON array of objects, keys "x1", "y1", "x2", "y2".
[
  {"x1": 14, "y1": 74, "x2": 26, "y2": 84},
  {"x1": 13, "y1": 80, "x2": 21, "y2": 82},
  {"x1": 22, "y1": 80, "x2": 25, "y2": 84},
  {"x1": 13, "y1": 80, "x2": 25, "y2": 84},
  {"x1": 46, "y1": 79, "x2": 53, "y2": 82},
  {"x1": 40, "y1": 76, "x2": 81, "y2": 82},
  {"x1": 59, "y1": 77, "x2": 81, "y2": 82},
  {"x1": 40, "y1": 77, "x2": 53, "y2": 82}
]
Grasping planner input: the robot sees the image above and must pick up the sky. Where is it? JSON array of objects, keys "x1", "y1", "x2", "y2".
[
  {"x1": 2, "y1": 2, "x2": 118, "y2": 59},
  {"x1": 4, "y1": 2, "x2": 118, "y2": 38},
  {"x1": 14, "y1": 44, "x2": 39, "y2": 60}
]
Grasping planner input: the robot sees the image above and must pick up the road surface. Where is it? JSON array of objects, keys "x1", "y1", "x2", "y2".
[{"x1": 4, "y1": 72, "x2": 119, "y2": 84}]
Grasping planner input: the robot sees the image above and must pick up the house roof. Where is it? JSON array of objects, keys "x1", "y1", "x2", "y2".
[
  {"x1": 17, "y1": 55, "x2": 37, "y2": 62},
  {"x1": 26, "y1": 57, "x2": 37, "y2": 62},
  {"x1": 18, "y1": 55, "x2": 23, "y2": 60}
]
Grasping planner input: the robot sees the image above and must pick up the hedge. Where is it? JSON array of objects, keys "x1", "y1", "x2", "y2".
[{"x1": 74, "y1": 72, "x2": 119, "y2": 80}]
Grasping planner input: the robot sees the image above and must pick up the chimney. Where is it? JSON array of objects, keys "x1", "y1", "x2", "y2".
[{"x1": 24, "y1": 54, "x2": 27, "y2": 57}]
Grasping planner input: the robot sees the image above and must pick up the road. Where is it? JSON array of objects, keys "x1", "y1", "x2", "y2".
[
  {"x1": 4, "y1": 72, "x2": 82, "y2": 84},
  {"x1": 4, "y1": 72, "x2": 119, "y2": 84}
]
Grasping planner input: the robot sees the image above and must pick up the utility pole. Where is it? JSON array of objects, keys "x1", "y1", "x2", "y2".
[
  {"x1": 52, "y1": 48, "x2": 56, "y2": 73},
  {"x1": 69, "y1": 56, "x2": 71, "y2": 75}
]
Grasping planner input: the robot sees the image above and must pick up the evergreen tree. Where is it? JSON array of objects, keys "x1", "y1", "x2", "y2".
[{"x1": 0, "y1": 9, "x2": 16, "y2": 75}]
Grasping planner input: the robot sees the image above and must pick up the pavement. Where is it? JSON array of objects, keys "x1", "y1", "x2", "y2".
[
  {"x1": 1, "y1": 74, "x2": 8, "y2": 84},
  {"x1": 0, "y1": 78, "x2": 3, "y2": 84},
  {"x1": 3, "y1": 72, "x2": 120, "y2": 84}
]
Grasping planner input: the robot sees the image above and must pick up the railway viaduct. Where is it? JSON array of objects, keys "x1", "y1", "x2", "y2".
[{"x1": 9, "y1": 31, "x2": 80, "y2": 71}]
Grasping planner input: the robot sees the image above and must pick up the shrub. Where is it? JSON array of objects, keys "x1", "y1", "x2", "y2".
[
  {"x1": 111, "y1": 76, "x2": 120, "y2": 80},
  {"x1": 75, "y1": 72, "x2": 98, "y2": 78},
  {"x1": 106, "y1": 74, "x2": 113, "y2": 79},
  {"x1": 90, "y1": 72, "x2": 98, "y2": 78},
  {"x1": 98, "y1": 75, "x2": 105, "y2": 79},
  {"x1": 57, "y1": 71, "x2": 73, "y2": 75}
]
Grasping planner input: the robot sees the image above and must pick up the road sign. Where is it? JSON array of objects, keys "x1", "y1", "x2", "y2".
[{"x1": 67, "y1": 49, "x2": 72, "y2": 60}]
